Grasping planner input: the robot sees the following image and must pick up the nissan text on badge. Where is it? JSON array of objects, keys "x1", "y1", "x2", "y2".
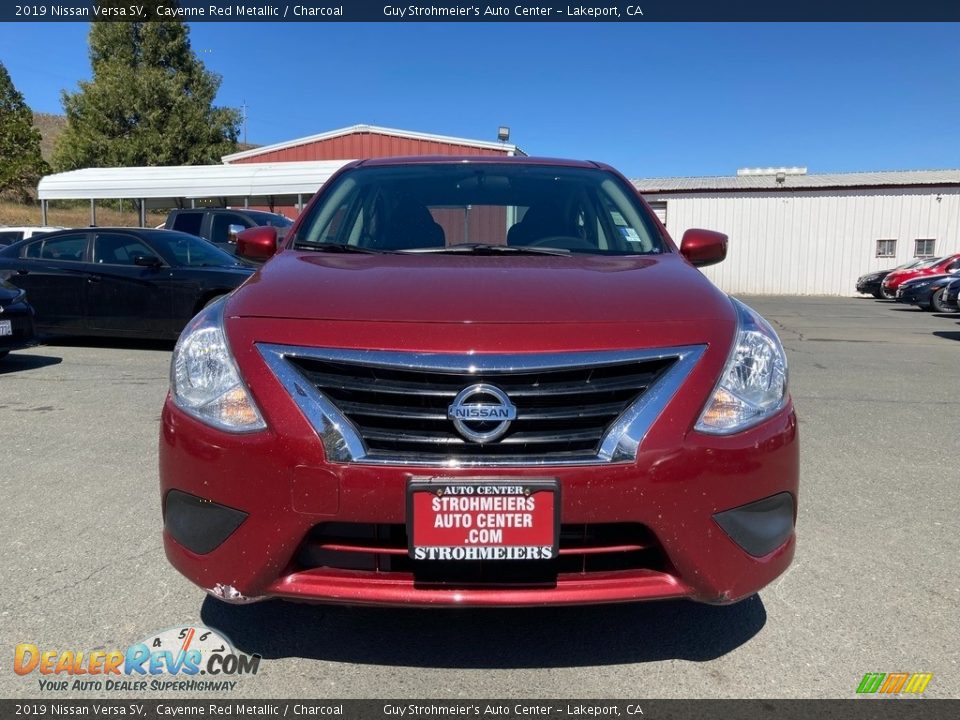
[{"x1": 159, "y1": 157, "x2": 799, "y2": 607}]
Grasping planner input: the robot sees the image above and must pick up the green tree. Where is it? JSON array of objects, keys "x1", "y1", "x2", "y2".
[
  {"x1": 54, "y1": 6, "x2": 239, "y2": 170},
  {"x1": 0, "y1": 62, "x2": 50, "y2": 200}
]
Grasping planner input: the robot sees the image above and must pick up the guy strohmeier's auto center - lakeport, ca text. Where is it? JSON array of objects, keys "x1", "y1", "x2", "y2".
[{"x1": 380, "y1": 5, "x2": 640, "y2": 18}]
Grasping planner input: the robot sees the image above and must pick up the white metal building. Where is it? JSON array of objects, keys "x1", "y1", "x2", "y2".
[{"x1": 635, "y1": 169, "x2": 960, "y2": 296}]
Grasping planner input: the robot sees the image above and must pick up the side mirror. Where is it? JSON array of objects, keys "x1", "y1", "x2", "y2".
[
  {"x1": 227, "y1": 224, "x2": 246, "y2": 243},
  {"x1": 236, "y1": 226, "x2": 278, "y2": 261},
  {"x1": 680, "y1": 229, "x2": 727, "y2": 267},
  {"x1": 132, "y1": 255, "x2": 162, "y2": 268}
]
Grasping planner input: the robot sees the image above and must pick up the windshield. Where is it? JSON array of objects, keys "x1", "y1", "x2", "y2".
[
  {"x1": 294, "y1": 164, "x2": 666, "y2": 255},
  {"x1": 149, "y1": 231, "x2": 245, "y2": 267},
  {"x1": 895, "y1": 259, "x2": 924, "y2": 270},
  {"x1": 244, "y1": 210, "x2": 293, "y2": 229}
]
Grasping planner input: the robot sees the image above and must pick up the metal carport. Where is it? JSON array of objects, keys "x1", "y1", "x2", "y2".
[{"x1": 36, "y1": 160, "x2": 351, "y2": 226}]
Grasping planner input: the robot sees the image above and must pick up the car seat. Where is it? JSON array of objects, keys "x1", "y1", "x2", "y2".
[
  {"x1": 507, "y1": 203, "x2": 576, "y2": 246},
  {"x1": 373, "y1": 203, "x2": 446, "y2": 251}
]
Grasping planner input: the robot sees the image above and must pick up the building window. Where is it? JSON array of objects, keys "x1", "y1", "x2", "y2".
[
  {"x1": 914, "y1": 239, "x2": 936, "y2": 258},
  {"x1": 876, "y1": 239, "x2": 896, "y2": 258}
]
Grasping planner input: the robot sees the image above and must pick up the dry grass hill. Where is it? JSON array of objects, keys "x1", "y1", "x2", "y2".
[{"x1": 0, "y1": 112, "x2": 259, "y2": 227}]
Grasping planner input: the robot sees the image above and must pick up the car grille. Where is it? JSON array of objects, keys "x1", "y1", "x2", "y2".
[
  {"x1": 258, "y1": 344, "x2": 704, "y2": 466},
  {"x1": 295, "y1": 522, "x2": 668, "y2": 584},
  {"x1": 284, "y1": 354, "x2": 675, "y2": 462}
]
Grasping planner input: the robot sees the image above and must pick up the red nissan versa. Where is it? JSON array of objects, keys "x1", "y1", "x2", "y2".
[
  {"x1": 159, "y1": 157, "x2": 798, "y2": 607},
  {"x1": 881, "y1": 253, "x2": 960, "y2": 298}
]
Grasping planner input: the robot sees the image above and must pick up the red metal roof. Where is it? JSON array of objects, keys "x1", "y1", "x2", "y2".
[{"x1": 224, "y1": 124, "x2": 524, "y2": 164}]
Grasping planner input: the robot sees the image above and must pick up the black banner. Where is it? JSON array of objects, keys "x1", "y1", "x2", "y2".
[
  {"x1": 2, "y1": 700, "x2": 959, "y2": 720},
  {"x1": 3, "y1": 1, "x2": 960, "y2": 23}
]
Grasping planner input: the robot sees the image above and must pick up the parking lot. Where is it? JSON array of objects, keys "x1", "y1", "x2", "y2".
[{"x1": 1, "y1": 296, "x2": 957, "y2": 699}]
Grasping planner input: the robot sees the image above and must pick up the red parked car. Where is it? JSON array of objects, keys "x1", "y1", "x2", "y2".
[
  {"x1": 160, "y1": 157, "x2": 798, "y2": 607},
  {"x1": 881, "y1": 254, "x2": 960, "y2": 298}
]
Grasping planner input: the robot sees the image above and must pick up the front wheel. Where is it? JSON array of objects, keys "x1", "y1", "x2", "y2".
[
  {"x1": 0, "y1": 350, "x2": 8, "y2": 361},
  {"x1": 931, "y1": 288, "x2": 953, "y2": 313},
  {"x1": 881, "y1": 286, "x2": 896, "y2": 299},
  {"x1": 872, "y1": 288, "x2": 884, "y2": 299}
]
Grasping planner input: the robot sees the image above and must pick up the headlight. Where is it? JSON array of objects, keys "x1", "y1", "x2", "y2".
[
  {"x1": 695, "y1": 299, "x2": 788, "y2": 434},
  {"x1": 910, "y1": 280, "x2": 932, "y2": 289},
  {"x1": 170, "y1": 297, "x2": 266, "y2": 432}
]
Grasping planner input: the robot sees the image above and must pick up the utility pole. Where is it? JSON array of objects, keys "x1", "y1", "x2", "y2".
[{"x1": 241, "y1": 100, "x2": 248, "y2": 145}]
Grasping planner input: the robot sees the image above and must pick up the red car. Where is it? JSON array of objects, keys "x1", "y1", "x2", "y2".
[
  {"x1": 881, "y1": 254, "x2": 960, "y2": 298},
  {"x1": 160, "y1": 157, "x2": 798, "y2": 607}
]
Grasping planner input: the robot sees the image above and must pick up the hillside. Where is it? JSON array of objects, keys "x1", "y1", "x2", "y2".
[
  {"x1": 31, "y1": 112, "x2": 259, "y2": 165},
  {"x1": 32, "y1": 112, "x2": 67, "y2": 163}
]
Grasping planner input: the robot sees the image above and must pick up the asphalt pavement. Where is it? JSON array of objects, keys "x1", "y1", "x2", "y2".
[{"x1": 1, "y1": 296, "x2": 957, "y2": 699}]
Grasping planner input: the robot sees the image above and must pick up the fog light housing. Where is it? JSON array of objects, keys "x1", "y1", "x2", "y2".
[
  {"x1": 164, "y1": 490, "x2": 247, "y2": 554},
  {"x1": 714, "y1": 492, "x2": 795, "y2": 557}
]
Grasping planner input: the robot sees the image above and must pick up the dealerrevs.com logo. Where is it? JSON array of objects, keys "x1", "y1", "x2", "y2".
[{"x1": 14, "y1": 626, "x2": 260, "y2": 692}]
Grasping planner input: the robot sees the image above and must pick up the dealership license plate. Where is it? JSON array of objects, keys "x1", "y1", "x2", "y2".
[
  {"x1": 407, "y1": 479, "x2": 559, "y2": 561},
  {"x1": 0, "y1": 320, "x2": 11, "y2": 337}
]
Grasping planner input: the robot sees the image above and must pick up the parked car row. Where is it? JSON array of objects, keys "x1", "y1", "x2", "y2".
[
  {"x1": 856, "y1": 254, "x2": 960, "y2": 312},
  {"x1": 0, "y1": 227, "x2": 254, "y2": 355},
  {"x1": 0, "y1": 225, "x2": 64, "y2": 246}
]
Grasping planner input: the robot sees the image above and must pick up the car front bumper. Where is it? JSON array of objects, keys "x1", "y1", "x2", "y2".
[
  {"x1": 856, "y1": 279, "x2": 882, "y2": 294},
  {"x1": 0, "y1": 302, "x2": 36, "y2": 353},
  {"x1": 896, "y1": 285, "x2": 938, "y2": 306},
  {"x1": 160, "y1": 398, "x2": 798, "y2": 607}
]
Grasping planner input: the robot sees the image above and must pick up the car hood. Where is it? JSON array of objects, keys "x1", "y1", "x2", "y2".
[
  {"x1": 885, "y1": 268, "x2": 928, "y2": 283},
  {"x1": 903, "y1": 273, "x2": 953, "y2": 286},
  {"x1": 227, "y1": 251, "x2": 734, "y2": 326}
]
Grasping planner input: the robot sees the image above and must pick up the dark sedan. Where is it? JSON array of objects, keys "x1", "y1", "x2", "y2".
[
  {"x1": 0, "y1": 228, "x2": 254, "y2": 339},
  {"x1": 941, "y1": 276, "x2": 960, "y2": 311},
  {"x1": 856, "y1": 260, "x2": 923, "y2": 298},
  {"x1": 895, "y1": 272, "x2": 960, "y2": 312},
  {"x1": 0, "y1": 279, "x2": 36, "y2": 359}
]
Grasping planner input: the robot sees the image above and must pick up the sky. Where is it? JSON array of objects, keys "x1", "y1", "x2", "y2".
[{"x1": 1, "y1": 22, "x2": 959, "y2": 178}]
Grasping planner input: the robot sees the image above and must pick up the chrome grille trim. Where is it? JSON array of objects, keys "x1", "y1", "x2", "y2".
[{"x1": 257, "y1": 344, "x2": 706, "y2": 467}]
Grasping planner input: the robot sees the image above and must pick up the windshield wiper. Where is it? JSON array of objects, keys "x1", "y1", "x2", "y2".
[
  {"x1": 399, "y1": 243, "x2": 570, "y2": 257},
  {"x1": 293, "y1": 242, "x2": 385, "y2": 254}
]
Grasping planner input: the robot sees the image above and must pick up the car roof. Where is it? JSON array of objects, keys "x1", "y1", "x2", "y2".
[
  {"x1": 0, "y1": 226, "x2": 200, "y2": 249},
  {"x1": 356, "y1": 155, "x2": 607, "y2": 170}
]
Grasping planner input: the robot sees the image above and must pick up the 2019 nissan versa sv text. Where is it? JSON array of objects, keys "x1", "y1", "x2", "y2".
[{"x1": 159, "y1": 157, "x2": 798, "y2": 607}]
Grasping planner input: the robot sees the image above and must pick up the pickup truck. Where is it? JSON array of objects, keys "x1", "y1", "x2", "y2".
[{"x1": 163, "y1": 208, "x2": 292, "y2": 253}]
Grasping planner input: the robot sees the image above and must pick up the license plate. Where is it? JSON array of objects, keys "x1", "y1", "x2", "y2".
[
  {"x1": 407, "y1": 479, "x2": 559, "y2": 561},
  {"x1": 0, "y1": 320, "x2": 11, "y2": 337}
]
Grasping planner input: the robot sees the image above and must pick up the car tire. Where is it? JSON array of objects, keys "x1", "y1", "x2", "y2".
[
  {"x1": 0, "y1": 350, "x2": 8, "y2": 360},
  {"x1": 881, "y1": 287, "x2": 896, "y2": 299},
  {"x1": 872, "y1": 289, "x2": 884, "y2": 299},
  {"x1": 931, "y1": 289, "x2": 952, "y2": 313}
]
